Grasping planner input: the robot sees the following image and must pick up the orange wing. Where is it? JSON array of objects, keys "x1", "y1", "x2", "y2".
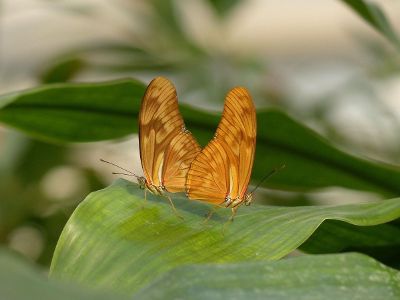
[
  {"x1": 186, "y1": 87, "x2": 256, "y2": 204},
  {"x1": 139, "y1": 77, "x2": 201, "y2": 193}
]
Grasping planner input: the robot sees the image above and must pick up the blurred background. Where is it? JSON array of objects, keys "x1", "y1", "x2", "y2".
[{"x1": 1, "y1": 0, "x2": 400, "y2": 267}]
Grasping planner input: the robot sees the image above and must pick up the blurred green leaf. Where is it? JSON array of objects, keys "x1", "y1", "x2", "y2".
[
  {"x1": 15, "y1": 139, "x2": 67, "y2": 184},
  {"x1": 50, "y1": 179, "x2": 400, "y2": 294},
  {"x1": 206, "y1": 0, "x2": 242, "y2": 16},
  {"x1": 43, "y1": 43, "x2": 176, "y2": 74},
  {"x1": 150, "y1": 0, "x2": 186, "y2": 39},
  {"x1": 300, "y1": 220, "x2": 400, "y2": 268},
  {"x1": 0, "y1": 132, "x2": 29, "y2": 176},
  {"x1": 0, "y1": 138, "x2": 68, "y2": 245},
  {"x1": 0, "y1": 80, "x2": 144, "y2": 142},
  {"x1": 0, "y1": 248, "x2": 125, "y2": 300},
  {"x1": 40, "y1": 58, "x2": 86, "y2": 83},
  {"x1": 1, "y1": 79, "x2": 400, "y2": 195},
  {"x1": 148, "y1": 0, "x2": 203, "y2": 55},
  {"x1": 252, "y1": 109, "x2": 400, "y2": 196},
  {"x1": 0, "y1": 132, "x2": 106, "y2": 264},
  {"x1": 135, "y1": 253, "x2": 400, "y2": 300},
  {"x1": 341, "y1": 0, "x2": 400, "y2": 49},
  {"x1": 301, "y1": 220, "x2": 400, "y2": 253}
]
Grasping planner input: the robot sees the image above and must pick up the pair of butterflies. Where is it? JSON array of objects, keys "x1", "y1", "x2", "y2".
[{"x1": 112, "y1": 77, "x2": 256, "y2": 218}]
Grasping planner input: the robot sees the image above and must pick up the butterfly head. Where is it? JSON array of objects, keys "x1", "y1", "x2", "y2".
[
  {"x1": 244, "y1": 193, "x2": 253, "y2": 206},
  {"x1": 137, "y1": 176, "x2": 147, "y2": 190}
]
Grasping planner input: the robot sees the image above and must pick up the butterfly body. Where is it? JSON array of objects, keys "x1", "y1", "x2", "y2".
[
  {"x1": 136, "y1": 175, "x2": 162, "y2": 195},
  {"x1": 223, "y1": 193, "x2": 253, "y2": 208},
  {"x1": 145, "y1": 182, "x2": 164, "y2": 195}
]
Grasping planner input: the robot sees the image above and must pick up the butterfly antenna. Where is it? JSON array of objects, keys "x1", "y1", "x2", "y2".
[
  {"x1": 100, "y1": 159, "x2": 139, "y2": 178},
  {"x1": 249, "y1": 164, "x2": 285, "y2": 194},
  {"x1": 112, "y1": 172, "x2": 136, "y2": 176}
]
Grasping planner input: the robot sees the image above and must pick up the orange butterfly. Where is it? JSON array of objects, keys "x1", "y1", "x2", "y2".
[
  {"x1": 138, "y1": 76, "x2": 201, "y2": 194},
  {"x1": 103, "y1": 77, "x2": 201, "y2": 214},
  {"x1": 186, "y1": 87, "x2": 256, "y2": 220},
  {"x1": 137, "y1": 77, "x2": 201, "y2": 211}
]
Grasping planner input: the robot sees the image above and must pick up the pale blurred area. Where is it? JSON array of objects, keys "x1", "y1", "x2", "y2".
[
  {"x1": 1, "y1": 0, "x2": 400, "y2": 262},
  {"x1": 2, "y1": 0, "x2": 400, "y2": 164},
  {"x1": 2, "y1": 0, "x2": 400, "y2": 87}
]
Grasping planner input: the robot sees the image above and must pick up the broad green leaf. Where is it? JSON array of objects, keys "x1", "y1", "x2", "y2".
[
  {"x1": 300, "y1": 220, "x2": 400, "y2": 268},
  {"x1": 1, "y1": 79, "x2": 400, "y2": 195},
  {"x1": 0, "y1": 80, "x2": 144, "y2": 142},
  {"x1": 341, "y1": 0, "x2": 400, "y2": 49},
  {"x1": 301, "y1": 220, "x2": 400, "y2": 253},
  {"x1": 135, "y1": 253, "x2": 400, "y2": 300},
  {"x1": 251, "y1": 109, "x2": 400, "y2": 196},
  {"x1": 50, "y1": 179, "x2": 400, "y2": 294},
  {"x1": 0, "y1": 249, "x2": 126, "y2": 300},
  {"x1": 3, "y1": 241, "x2": 399, "y2": 300}
]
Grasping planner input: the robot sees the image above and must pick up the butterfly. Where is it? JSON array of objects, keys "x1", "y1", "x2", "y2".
[
  {"x1": 137, "y1": 77, "x2": 202, "y2": 212},
  {"x1": 186, "y1": 86, "x2": 257, "y2": 220},
  {"x1": 103, "y1": 77, "x2": 201, "y2": 214}
]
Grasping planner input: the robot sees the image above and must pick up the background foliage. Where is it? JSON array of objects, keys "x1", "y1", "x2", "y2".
[{"x1": 1, "y1": 0, "x2": 400, "y2": 299}]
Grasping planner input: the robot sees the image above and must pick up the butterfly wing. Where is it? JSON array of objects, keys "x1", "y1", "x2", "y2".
[
  {"x1": 186, "y1": 87, "x2": 256, "y2": 204},
  {"x1": 139, "y1": 77, "x2": 201, "y2": 193},
  {"x1": 161, "y1": 130, "x2": 201, "y2": 192}
]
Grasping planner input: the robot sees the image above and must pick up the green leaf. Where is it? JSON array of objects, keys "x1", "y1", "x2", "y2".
[
  {"x1": 301, "y1": 220, "x2": 400, "y2": 253},
  {"x1": 135, "y1": 253, "x2": 400, "y2": 300},
  {"x1": 50, "y1": 179, "x2": 400, "y2": 294},
  {"x1": 3, "y1": 239, "x2": 400, "y2": 300},
  {"x1": 0, "y1": 248, "x2": 126, "y2": 300},
  {"x1": 206, "y1": 0, "x2": 242, "y2": 17},
  {"x1": 300, "y1": 220, "x2": 400, "y2": 268},
  {"x1": 148, "y1": 0, "x2": 203, "y2": 54},
  {"x1": 0, "y1": 80, "x2": 145, "y2": 142},
  {"x1": 252, "y1": 109, "x2": 400, "y2": 196},
  {"x1": 341, "y1": 0, "x2": 400, "y2": 49},
  {"x1": 1, "y1": 79, "x2": 400, "y2": 195},
  {"x1": 40, "y1": 57, "x2": 86, "y2": 83}
]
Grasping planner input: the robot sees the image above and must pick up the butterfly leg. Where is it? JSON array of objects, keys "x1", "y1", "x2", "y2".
[
  {"x1": 163, "y1": 194, "x2": 184, "y2": 220},
  {"x1": 229, "y1": 206, "x2": 238, "y2": 222},
  {"x1": 141, "y1": 188, "x2": 148, "y2": 209},
  {"x1": 222, "y1": 207, "x2": 239, "y2": 234},
  {"x1": 203, "y1": 205, "x2": 220, "y2": 224}
]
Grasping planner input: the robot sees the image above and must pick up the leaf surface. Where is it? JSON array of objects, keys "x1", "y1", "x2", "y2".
[
  {"x1": 50, "y1": 179, "x2": 400, "y2": 294},
  {"x1": 0, "y1": 249, "x2": 125, "y2": 300},
  {"x1": 136, "y1": 253, "x2": 400, "y2": 300}
]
